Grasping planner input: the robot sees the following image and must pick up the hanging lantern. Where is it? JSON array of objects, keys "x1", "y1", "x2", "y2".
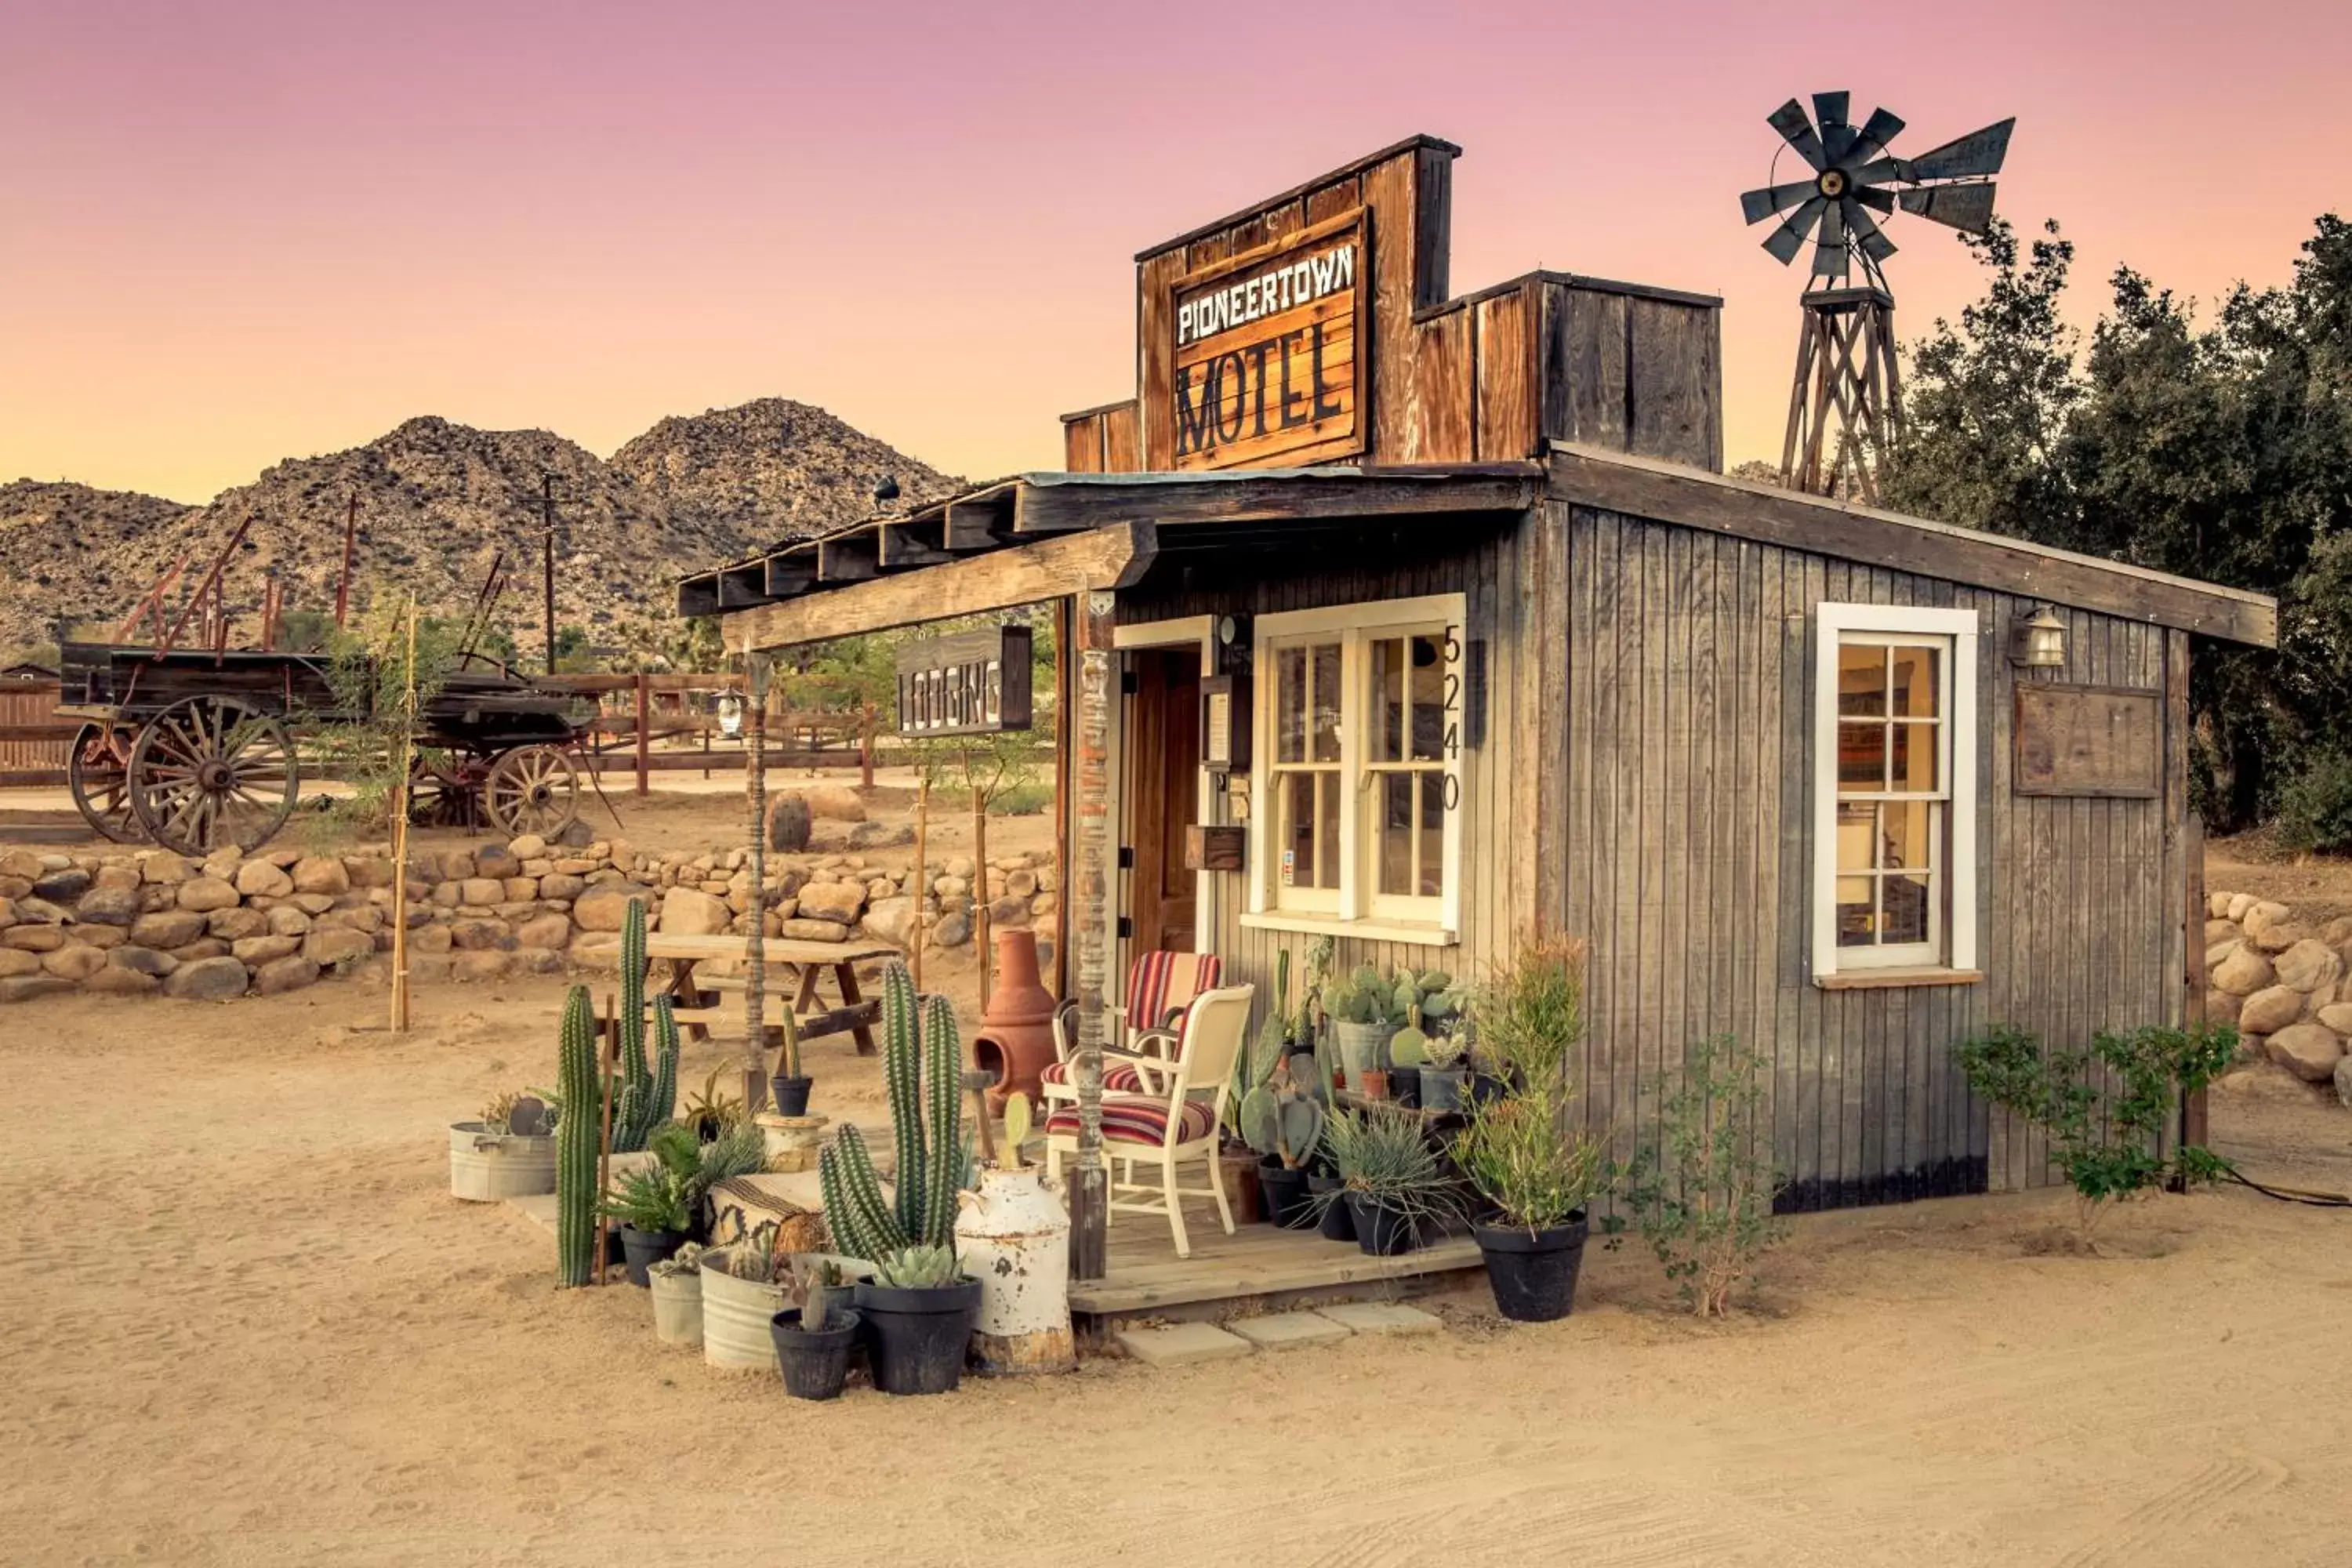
[{"x1": 2012, "y1": 607, "x2": 2067, "y2": 668}]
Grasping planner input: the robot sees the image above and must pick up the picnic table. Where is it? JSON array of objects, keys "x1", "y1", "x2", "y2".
[{"x1": 643, "y1": 931, "x2": 898, "y2": 1057}]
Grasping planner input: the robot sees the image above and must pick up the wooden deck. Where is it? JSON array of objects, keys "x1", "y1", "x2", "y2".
[{"x1": 1065, "y1": 1213, "x2": 1483, "y2": 1323}]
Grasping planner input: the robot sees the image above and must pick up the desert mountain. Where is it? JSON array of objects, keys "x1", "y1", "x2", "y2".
[{"x1": 0, "y1": 398, "x2": 960, "y2": 658}]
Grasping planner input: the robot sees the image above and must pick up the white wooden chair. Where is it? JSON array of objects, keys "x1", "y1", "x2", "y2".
[
  {"x1": 1044, "y1": 982, "x2": 1254, "y2": 1259},
  {"x1": 1038, "y1": 952, "x2": 1224, "y2": 1109}
]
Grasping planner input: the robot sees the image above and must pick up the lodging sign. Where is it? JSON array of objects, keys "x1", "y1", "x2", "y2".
[
  {"x1": 1170, "y1": 208, "x2": 1368, "y2": 470},
  {"x1": 894, "y1": 626, "x2": 1033, "y2": 738}
]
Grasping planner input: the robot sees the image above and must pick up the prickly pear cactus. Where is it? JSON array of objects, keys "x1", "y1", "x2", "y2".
[{"x1": 555, "y1": 985, "x2": 599, "y2": 1287}]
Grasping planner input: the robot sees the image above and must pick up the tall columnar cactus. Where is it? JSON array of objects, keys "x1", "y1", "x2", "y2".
[
  {"x1": 920, "y1": 992, "x2": 962, "y2": 1248},
  {"x1": 555, "y1": 984, "x2": 599, "y2": 1287},
  {"x1": 607, "y1": 898, "x2": 677, "y2": 1152},
  {"x1": 817, "y1": 961, "x2": 967, "y2": 1262}
]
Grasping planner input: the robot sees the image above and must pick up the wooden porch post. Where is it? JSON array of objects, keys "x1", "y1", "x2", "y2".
[
  {"x1": 742, "y1": 651, "x2": 771, "y2": 1115},
  {"x1": 1069, "y1": 587, "x2": 1116, "y2": 1280},
  {"x1": 633, "y1": 672, "x2": 651, "y2": 797}
]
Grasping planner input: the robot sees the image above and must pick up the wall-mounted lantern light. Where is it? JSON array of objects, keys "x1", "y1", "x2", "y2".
[{"x1": 2012, "y1": 606, "x2": 2067, "y2": 668}]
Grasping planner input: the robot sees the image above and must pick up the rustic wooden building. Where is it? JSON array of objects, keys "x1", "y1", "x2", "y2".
[{"x1": 681, "y1": 136, "x2": 2275, "y2": 1239}]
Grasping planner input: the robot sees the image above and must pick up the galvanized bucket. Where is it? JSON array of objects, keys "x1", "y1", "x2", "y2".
[{"x1": 446, "y1": 1122, "x2": 556, "y2": 1202}]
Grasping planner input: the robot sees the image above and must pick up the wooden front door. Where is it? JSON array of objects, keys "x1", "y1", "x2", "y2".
[{"x1": 1123, "y1": 648, "x2": 1201, "y2": 955}]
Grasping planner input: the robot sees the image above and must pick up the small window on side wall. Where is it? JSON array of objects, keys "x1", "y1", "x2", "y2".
[{"x1": 1812, "y1": 604, "x2": 1980, "y2": 984}]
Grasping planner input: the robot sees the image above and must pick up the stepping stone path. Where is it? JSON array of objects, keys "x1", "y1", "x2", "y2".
[{"x1": 1116, "y1": 1303, "x2": 1443, "y2": 1365}]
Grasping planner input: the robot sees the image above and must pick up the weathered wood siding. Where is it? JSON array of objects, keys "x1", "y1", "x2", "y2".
[
  {"x1": 1559, "y1": 504, "x2": 2186, "y2": 1207},
  {"x1": 1113, "y1": 514, "x2": 1561, "y2": 1025}
]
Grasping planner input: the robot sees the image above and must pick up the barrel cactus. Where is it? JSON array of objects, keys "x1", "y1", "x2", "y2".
[
  {"x1": 554, "y1": 984, "x2": 600, "y2": 1287},
  {"x1": 817, "y1": 961, "x2": 967, "y2": 1262}
]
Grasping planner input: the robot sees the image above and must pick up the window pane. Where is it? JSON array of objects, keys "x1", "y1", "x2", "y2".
[
  {"x1": 1882, "y1": 873, "x2": 1932, "y2": 946},
  {"x1": 1418, "y1": 770, "x2": 1444, "y2": 897},
  {"x1": 1372, "y1": 637, "x2": 1404, "y2": 763},
  {"x1": 1881, "y1": 800, "x2": 1933, "y2": 871},
  {"x1": 1889, "y1": 721, "x2": 1938, "y2": 793},
  {"x1": 1835, "y1": 876, "x2": 1877, "y2": 946},
  {"x1": 1276, "y1": 648, "x2": 1305, "y2": 765},
  {"x1": 1316, "y1": 771, "x2": 1341, "y2": 888},
  {"x1": 1837, "y1": 644, "x2": 1886, "y2": 717},
  {"x1": 1410, "y1": 635, "x2": 1445, "y2": 762},
  {"x1": 1281, "y1": 771, "x2": 1317, "y2": 887},
  {"x1": 1311, "y1": 644, "x2": 1342, "y2": 763},
  {"x1": 1378, "y1": 771, "x2": 1413, "y2": 895},
  {"x1": 1889, "y1": 645, "x2": 1940, "y2": 719},
  {"x1": 1835, "y1": 801, "x2": 1877, "y2": 875},
  {"x1": 1838, "y1": 723, "x2": 1886, "y2": 789}
]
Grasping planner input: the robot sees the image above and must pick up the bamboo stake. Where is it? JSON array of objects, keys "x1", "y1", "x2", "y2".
[
  {"x1": 912, "y1": 774, "x2": 929, "y2": 990},
  {"x1": 389, "y1": 597, "x2": 419, "y2": 1033},
  {"x1": 972, "y1": 773, "x2": 991, "y2": 1007},
  {"x1": 594, "y1": 992, "x2": 617, "y2": 1287}
]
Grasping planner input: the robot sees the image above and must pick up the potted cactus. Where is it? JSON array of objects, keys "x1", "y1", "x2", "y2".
[
  {"x1": 448, "y1": 1091, "x2": 555, "y2": 1202},
  {"x1": 1323, "y1": 965, "x2": 1455, "y2": 1094},
  {"x1": 1240, "y1": 1066, "x2": 1326, "y2": 1229},
  {"x1": 1417, "y1": 1030, "x2": 1474, "y2": 1112},
  {"x1": 770, "y1": 1257, "x2": 862, "y2": 1400},
  {"x1": 820, "y1": 963, "x2": 983, "y2": 1395},
  {"x1": 771, "y1": 1009, "x2": 813, "y2": 1118},
  {"x1": 648, "y1": 1243, "x2": 706, "y2": 1347},
  {"x1": 601, "y1": 1124, "x2": 699, "y2": 1286}
]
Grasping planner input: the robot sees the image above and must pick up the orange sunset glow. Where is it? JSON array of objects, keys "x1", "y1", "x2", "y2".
[{"x1": 5, "y1": 0, "x2": 2347, "y2": 502}]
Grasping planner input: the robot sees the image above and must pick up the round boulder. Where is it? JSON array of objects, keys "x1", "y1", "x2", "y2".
[
  {"x1": 290, "y1": 856, "x2": 350, "y2": 896},
  {"x1": 659, "y1": 886, "x2": 731, "y2": 937},
  {"x1": 176, "y1": 877, "x2": 240, "y2": 913},
  {"x1": 234, "y1": 859, "x2": 293, "y2": 898},
  {"x1": 164, "y1": 956, "x2": 251, "y2": 1000},
  {"x1": 572, "y1": 884, "x2": 653, "y2": 931},
  {"x1": 2238, "y1": 985, "x2": 2309, "y2": 1037},
  {"x1": 795, "y1": 880, "x2": 866, "y2": 925},
  {"x1": 2264, "y1": 1022, "x2": 2346, "y2": 1083},
  {"x1": 2211, "y1": 944, "x2": 2274, "y2": 997},
  {"x1": 2273, "y1": 938, "x2": 2343, "y2": 996},
  {"x1": 252, "y1": 954, "x2": 321, "y2": 995},
  {"x1": 72, "y1": 887, "x2": 141, "y2": 927},
  {"x1": 802, "y1": 782, "x2": 866, "y2": 822}
]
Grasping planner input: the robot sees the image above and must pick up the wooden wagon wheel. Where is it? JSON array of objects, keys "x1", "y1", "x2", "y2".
[
  {"x1": 408, "y1": 747, "x2": 488, "y2": 830},
  {"x1": 127, "y1": 695, "x2": 300, "y2": 855},
  {"x1": 481, "y1": 744, "x2": 579, "y2": 837},
  {"x1": 67, "y1": 722, "x2": 147, "y2": 844}
]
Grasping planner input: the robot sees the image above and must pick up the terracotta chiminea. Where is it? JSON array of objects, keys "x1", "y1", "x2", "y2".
[{"x1": 971, "y1": 928, "x2": 1058, "y2": 1113}]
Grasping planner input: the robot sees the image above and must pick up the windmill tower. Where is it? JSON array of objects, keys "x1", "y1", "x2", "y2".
[{"x1": 1741, "y1": 93, "x2": 2013, "y2": 501}]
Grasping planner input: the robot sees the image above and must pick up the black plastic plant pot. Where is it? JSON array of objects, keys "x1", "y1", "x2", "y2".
[
  {"x1": 1259, "y1": 1162, "x2": 1316, "y2": 1229},
  {"x1": 1346, "y1": 1191, "x2": 1421, "y2": 1256},
  {"x1": 1308, "y1": 1174, "x2": 1356, "y2": 1242},
  {"x1": 853, "y1": 1276, "x2": 982, "y2": 1396},
  {"x1": 1474, "y1": 1213, "x2": 1591, "y2": 1322},
  {"x1": 771, "y1": 1308, "x2": 862, "y2": 1401},
  {"x1": 617, "y1": 1225, "x2": 689, "y2": 1288},
  {"x1": 1467, "y1": 1072, "x2": 1508, "y2": 1108},
  {"x1": 771, "y1": 1074, "x2": 814, "y2": 1117},
  {"x1": 1420, "y1": 1067, "x2": 1469, "y2": 1112},
  {"x1": 1390, "y1": 1069, "x2": 1424, "y2": 1110}
]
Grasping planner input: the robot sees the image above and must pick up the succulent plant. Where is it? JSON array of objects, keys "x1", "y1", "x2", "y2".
[
  {"x1": 1000, "y1": 1091, "x2": 1032, "y2": 1171},
  {"x1": 554, "y1": 985, "x2": 599, "y2": 1287},
  {"x1": 1241, "y1": 1081, "x2": 1327, "y2": 1169},
  {"x1": 873, "y1": 1243, "x2": 964, "y2": 1290},
  {"x1": 1388, "y1": 1030, "x2": 1431, "y2": 1068},
  {"x1": 609, "y1": 898, "x2": 680, "y2": 1154},
  {"x1": 817, "y1": 962, "x2": 967, "y2": 1263},
  {"x1": 648, "y1": 1241, "x2": 705, "y2": 1280}
]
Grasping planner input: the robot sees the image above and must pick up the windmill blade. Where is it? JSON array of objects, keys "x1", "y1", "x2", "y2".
[
  {"x1": 1839, "y1": 107, "x2": 1907, "y2": 168},
  {"x1": 1814, "y1": 93, "x2": 1857, "y2": 165},
  {"x1": 1904, "y1": 118, "x2": 2015, "y2": 180},
  {"x1": 1853, "y1": 185, "x2": 1896, "y2": 214},
  {"x1": 1740, "y1": 179, "x2": 1819, "y2": 226},
  {"x1": 1844, "y1": 199, "x2": 1897, "y2": 263},
  {"x1": 1762, "y1": 195, "x2": 1827, "y2": 263},
  {"x1": 1847, "y1": 156, "x2": 1905, "y2": 187},
  {"x1": 1898, "y1": 182, "x2": 1998, "y2": 233},
  {"x1": 1767, "y1": 99, "x2": 1828, "y2": 171},
  {"x1": 1811, "y1": 200, "x2": 1849, "y2": 277}
]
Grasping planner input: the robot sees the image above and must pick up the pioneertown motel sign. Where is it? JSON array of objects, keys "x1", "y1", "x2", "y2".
[{"x1": 1171, "y1": 209, "x2": 1367, "y2": 470}]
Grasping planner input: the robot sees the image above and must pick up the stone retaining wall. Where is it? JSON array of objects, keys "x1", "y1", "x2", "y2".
[
  {"x1": 2202, "y1": 891, "x2": 2352, "y2": 1105},
  {"x1": 0, "y1": 829, "x2": 1058, "y2": 1004}
]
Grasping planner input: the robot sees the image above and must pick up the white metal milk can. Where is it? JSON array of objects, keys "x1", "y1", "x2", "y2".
[{"x1": 954, "y1": 1164, "x2": 1075, "y2": 1374}]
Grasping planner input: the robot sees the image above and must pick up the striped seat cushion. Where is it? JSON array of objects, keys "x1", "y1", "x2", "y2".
[
  {"x1": 1045, "y1": 1098, "x2": 1217, "y2": 1146},
  {"x1": 1038, "y1": 1060, "x2": 1148, "y2": 1092}
]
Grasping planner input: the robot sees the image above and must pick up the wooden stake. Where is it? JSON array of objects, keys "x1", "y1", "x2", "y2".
[
  {"x1": 594, "y1": 992, "x2": 617, "y2": 1287},
  {"x1": 912, "y1": 773, "x2": 929, "y2": 991},
  {"x1": 389, "y1": 597, "x2": 419, "y2": 1034},
  {"x1": 972, "y1": 775, "x2": 992, "y2": 1007}
]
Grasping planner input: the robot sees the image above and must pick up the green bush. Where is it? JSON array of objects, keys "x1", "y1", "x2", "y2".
[
  {"x1": 1958, "y1": 1021, "x2": 2239, "y2": 1243},
  {"x1": 989, "y1": 780, "x2": 1053, "y2": 816},
  {"x1": 2275, "y1": 750, "x2": 2352, "y2": 855},
  {"x1": 1616, "y1": 1034, "x2": 1786, "y2": 1317}
]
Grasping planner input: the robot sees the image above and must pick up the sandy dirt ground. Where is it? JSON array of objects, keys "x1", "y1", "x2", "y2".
[{"x1": 4, "y1": 964, "x2": 2349, "y2": 1568}]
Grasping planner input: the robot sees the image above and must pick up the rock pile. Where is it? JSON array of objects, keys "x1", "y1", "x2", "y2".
[
  {"x1": 0, "y1": 827, "x2": 1058, "y2": 1005},
  {"x1": 2203, "y1": 891, "x2": 2352, "y2": 1108}
]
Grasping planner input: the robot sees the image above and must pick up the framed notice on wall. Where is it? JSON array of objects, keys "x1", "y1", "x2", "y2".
[
  {"x1": 2014, "y1": 683, "x2": 2161, "y2": 798},
  {"x1": 1169, "y1": 208, "x2": 1369, "y2": 471}
]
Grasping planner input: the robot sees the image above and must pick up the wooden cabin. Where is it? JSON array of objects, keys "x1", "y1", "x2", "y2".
[{"x1": 680, "y1": 136, "x2": 2275, "y2": 1301}]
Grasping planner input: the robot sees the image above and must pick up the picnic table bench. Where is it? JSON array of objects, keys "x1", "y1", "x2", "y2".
[{"x1": 643, "y1": 931, "x2": 896, "y2": 1056}]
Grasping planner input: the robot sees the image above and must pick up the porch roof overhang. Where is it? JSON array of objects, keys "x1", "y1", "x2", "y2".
[
  {"x1": 684, "y1": 463, "x2": 1543, "y2": 652},
  {"x1": 1546, "y1": 443, "x2": 2278, "y2": 648}
]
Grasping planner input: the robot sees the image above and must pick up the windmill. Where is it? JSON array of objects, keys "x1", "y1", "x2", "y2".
[{"x1": 1740, "y1": 93, "x2": 2013, "y2": 501}]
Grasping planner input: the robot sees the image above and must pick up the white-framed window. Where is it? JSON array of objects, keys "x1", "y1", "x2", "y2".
[
  {"x1": 1811, "y1": 603, "x2": 1980, "y2": 982},
  {"x1": 1246, "y1": 593, "x2": 1465, "y2": 946}
]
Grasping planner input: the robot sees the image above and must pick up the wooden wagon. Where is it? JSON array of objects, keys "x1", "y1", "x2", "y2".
[{"x1": 54, "y1": 641, "x2": 592, "y2": 855}]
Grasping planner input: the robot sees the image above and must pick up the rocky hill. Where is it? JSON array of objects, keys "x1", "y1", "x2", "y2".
[{"x1": 0, "y1": 399, "x2": 960, "y2": 659}]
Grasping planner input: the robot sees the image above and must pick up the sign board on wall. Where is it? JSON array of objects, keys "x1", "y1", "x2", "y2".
[
  {"x1": 895, "y1": 627, "x2": 1033, "y2": 738},
  {"x1": 1170, "y1": 209, "x2": 1369, "y2": 470},
  {"x1": 2013, "y1": 683, "x2": 2161, "y2": 798}
]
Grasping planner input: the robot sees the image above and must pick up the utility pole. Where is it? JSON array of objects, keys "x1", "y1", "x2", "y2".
[{"x1": 541, "y1": 474, "x2": 557, "y2": 675}]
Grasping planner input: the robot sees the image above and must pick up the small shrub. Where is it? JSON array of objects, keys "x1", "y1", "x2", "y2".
[
  {"x1": 2276, "y1": 750, "x2": 2352, "y2": 855},
  {"x1": 1617, "y1": 1034, "x2": 1787, "y2": 1317},
  {"x1": 989, "y1": 780, "x2": 1052, "y2": 816},
  {"x1": 1958, "y1": 1021, "x2": 2239, "y2": 1243}
]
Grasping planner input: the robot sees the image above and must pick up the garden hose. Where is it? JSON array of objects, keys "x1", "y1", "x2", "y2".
[{"x1": 2219, "y1": 1160, "x2": 2352, "y2": 1208}]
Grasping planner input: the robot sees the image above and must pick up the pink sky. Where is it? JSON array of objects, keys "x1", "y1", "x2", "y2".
[{"x1": 5, "y1": 0, "x2": 2346, "y2": 503}]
